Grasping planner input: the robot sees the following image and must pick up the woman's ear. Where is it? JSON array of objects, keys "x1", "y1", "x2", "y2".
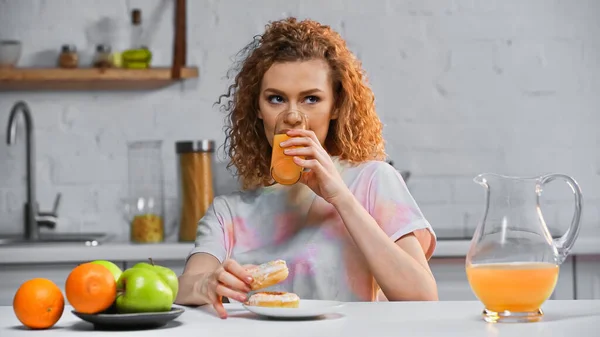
[
  {"x1": 330, "y1": 108, "x2": 339, "y2": 120},
  {"x1": 257, "y1": 108, "x2": 263, "y2": 120}
]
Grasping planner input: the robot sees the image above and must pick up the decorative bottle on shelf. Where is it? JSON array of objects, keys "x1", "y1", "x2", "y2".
[{"x1": 122, "y1": 8, "x2": 152, "y2": 69}]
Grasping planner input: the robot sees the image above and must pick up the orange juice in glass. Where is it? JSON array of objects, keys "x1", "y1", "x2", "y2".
[
  {"x1": 270, "y1": 110, "x2": 308, "y2": 185},
  {"x1": 466, "y1": 173, "x2": 583, "y2": 323}
]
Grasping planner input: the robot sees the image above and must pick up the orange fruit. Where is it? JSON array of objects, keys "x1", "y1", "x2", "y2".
[
  {"x1": 13, "y1": 278, "x2": 65, "y2": 329},
  {"x1": 65, "y1": 262, "x2": 116, "y2": 314}
]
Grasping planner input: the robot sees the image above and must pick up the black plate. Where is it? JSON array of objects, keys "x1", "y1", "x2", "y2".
[{"x1": 72, "y1": 307, "x2": 185, "y2": 330}]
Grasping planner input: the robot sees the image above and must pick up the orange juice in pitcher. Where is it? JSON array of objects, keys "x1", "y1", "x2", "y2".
[
  {"x1": 466, "y1": 262, "x2": 559, "y2": 313},
  {"x1": 270, "y1": 110, "x2": 308, "y2": 185},
  {"x1": 466, "y1": 173, "x2": 583, "y2": 323}
]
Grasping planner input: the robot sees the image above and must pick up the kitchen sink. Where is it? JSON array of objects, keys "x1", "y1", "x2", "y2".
[{"x1": 0, "y1": 232, "x2": 111, "y2": 246}]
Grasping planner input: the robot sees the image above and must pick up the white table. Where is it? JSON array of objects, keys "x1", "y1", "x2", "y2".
[{"x1": 1, "y1": 300, "x2": 599, "y2": 336}]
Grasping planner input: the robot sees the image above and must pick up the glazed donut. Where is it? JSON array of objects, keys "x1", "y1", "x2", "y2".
[
  {"x1": 246, "y1": 291, "x2": 300, "y2": 308},
  {"x1": 246, "y1": 260, "x2": 289, "y2": 290}
]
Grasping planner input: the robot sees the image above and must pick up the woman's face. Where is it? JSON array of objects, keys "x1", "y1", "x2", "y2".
[{"x1": 258, "y1": 58, "x2": 337, "y2": 147}]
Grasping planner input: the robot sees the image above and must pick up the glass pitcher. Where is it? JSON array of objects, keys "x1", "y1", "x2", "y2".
[
  {"x1": 465, "y1": 173, "x2": 583, "y2": 323},
  {"x1": 270, "y1": 110, "x2": 309, "y2": 185}
]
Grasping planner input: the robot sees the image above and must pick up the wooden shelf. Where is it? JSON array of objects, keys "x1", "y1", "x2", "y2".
[
  {"x1": 0, "y1": 67, "x2": 199, "y2": 91},
  {"x1": 1, "y1": 0, "x2": 194, "y2": 92}
]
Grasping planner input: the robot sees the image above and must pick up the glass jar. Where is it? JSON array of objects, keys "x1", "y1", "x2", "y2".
[
  {"x1": 123, "y1": 140, "x2": 165, "y2": 243},
  {"x1": 175, "y1": 140, "x2": 215, "y2": 242},
  {"x1": 93, "y1": 44, "x2": 112, "y2": 68},
  {"x1": 58, "y1": 44, "x2": 78, "y2": 68}
]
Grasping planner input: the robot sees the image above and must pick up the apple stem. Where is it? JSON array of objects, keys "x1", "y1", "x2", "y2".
[{"x1": 149, "y1": 257, "x2": 154, "y2": 266}]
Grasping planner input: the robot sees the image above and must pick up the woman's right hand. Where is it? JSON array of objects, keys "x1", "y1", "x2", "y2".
[{"x1": 199, "y1": 259, "x2": 254, "y2": 318}]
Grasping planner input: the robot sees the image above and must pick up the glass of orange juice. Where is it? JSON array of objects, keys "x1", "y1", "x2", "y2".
[
  {"x1": 466, "y1": 173, "x2": 583, "y2": 323},
  {"x1": 270, "y1": 110, "x2": 308, "y2": 185}
]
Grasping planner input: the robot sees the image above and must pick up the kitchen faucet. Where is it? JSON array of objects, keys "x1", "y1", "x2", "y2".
[{"x1": 6, "y1": 101, "x2": 60, "y2": 241}]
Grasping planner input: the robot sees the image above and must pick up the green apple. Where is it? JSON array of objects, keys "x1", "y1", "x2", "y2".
[
  {"x1": 90, "y1": 260, "x2": 122, "y2": 282},
  {"x1": 115, "y1": 268, "x2": 173, "y2": 313},
  {"x1": 131, "y1": 258, "x2": 179, "y2": 300}
]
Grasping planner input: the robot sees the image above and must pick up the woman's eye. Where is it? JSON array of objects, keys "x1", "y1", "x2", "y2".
[
  {"x1": 305, "y1": 96, "x2": 319, "y2": 104},
  {"x1": 268, "y1": 95, "x2": 284, "y2": 104}
]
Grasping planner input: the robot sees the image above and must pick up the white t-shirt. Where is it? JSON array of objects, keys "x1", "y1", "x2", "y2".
[{"x1": 187, "y1": 157, "x2": 437, "y2": 302}]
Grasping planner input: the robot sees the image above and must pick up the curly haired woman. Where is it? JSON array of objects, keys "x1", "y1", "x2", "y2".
[{"x1": 175, "y1": 17, "x2": 438, "y2": 318}]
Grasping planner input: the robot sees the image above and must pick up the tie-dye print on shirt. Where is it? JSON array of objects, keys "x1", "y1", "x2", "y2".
[{"x1": 187, "y1": 158, "x2": 437, "y2": 302}]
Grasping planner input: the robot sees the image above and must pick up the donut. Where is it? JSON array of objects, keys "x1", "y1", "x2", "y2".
[
  {"x1": 246, "y1": 259, "x2": 289, "y2": 290},
  {"x1": 246, "y1": 291, "x2": 300, "y2": 308}
]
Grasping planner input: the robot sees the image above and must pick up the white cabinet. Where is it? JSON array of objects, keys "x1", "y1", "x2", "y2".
[
  {"x1": 429, "y1": 258, "x2": 478, "y2": 301},
  {"x1": 574, "y1": 255, "x2": 600, "y2": 299},
  {"x1": 0, "y1": 263, "x2": 81, "y2": 306},
  {"x1": 0, "y1": 260, "x2": 184, "y2": 307},
  {"x1": 550, "y1": 256, "x2": 575, "y2": 300},
  {"x1": 0, "y1": 254, "x2": 587, "y2": 307}
]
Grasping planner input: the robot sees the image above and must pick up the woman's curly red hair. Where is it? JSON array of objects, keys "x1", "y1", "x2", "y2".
[{"x1": 217, "y1": 17, "x2": 386, "y2": 190}]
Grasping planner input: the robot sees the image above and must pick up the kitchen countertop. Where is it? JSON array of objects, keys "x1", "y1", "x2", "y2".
[
  {"x1": 1, "y1": 300, "x2": 600, "y2": 336},
  {"x1": 1, "y1": 235, "x2": 600, "y2": 265}
]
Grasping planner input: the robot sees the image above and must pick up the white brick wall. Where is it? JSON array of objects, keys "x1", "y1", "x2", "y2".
[{"x1": 0, "y1": 0, "x2": 598, "y2": 240}]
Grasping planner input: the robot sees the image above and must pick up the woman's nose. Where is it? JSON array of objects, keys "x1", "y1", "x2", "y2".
[{"x1": 284, "y1": 110, "x2": 302, "y2": 126}]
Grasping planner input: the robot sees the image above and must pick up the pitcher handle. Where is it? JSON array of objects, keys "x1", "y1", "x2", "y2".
[{"x1": 539, "y1": 173, "x2": 583, "y2": 264}]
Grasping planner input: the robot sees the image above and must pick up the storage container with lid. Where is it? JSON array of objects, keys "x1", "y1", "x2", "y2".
[{"x1": 175, "y1": 140, "x2": 215, "y2": 242}]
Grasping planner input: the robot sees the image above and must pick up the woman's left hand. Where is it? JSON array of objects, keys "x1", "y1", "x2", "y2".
[{"x1": 280, "y1": 129, "x2": 350, "y2": 205}]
